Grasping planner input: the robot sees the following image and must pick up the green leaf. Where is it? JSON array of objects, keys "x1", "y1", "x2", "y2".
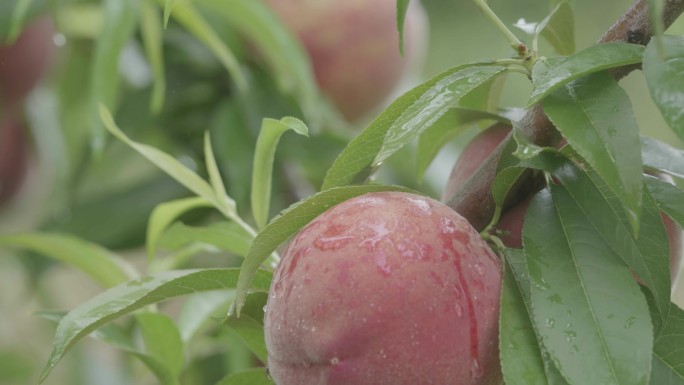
[
  {"x1": 396, "y1": 0, "x2": 410, "y2": 56},
  {"x1": 523, "y1": 154, "x2": 671, "y2": 326},
  {"x1": 215, "y1": 368, "x2": 274, "y2": 385},
  {"x1": 164, "y1": 0, "x2": 247, "y2": 91},
  {"x1": 251, "y1": 117, "x2": 309, "y2": 229},
  {"x1": 537, "y1": 1, "x2": 575, "y2": 55},
  {"x1": 500, "y1": 249, "x2": 551, "y2": 385},
  {"x1": 643, "y1": 35, "x2": 684, "y2": 142},
  {"x1": 224, "y1": 314, "x2": 267, "y2": 363},
  {"x1": 147, "y1": 197, "x2": 214, "y2": 261},
  {"x1": 196, "y1": 0, "x2": 321, "y2": 125},
  {"x1": 224, "y1": 291, "x2": 267, "y2": 361},
  {"x1": 38, "y1": 311, "x2": 179, "y2": 385},
  {"x1": 645, "y1": 175, "x2": 684, "y2": 229},
  {"x1": 0, "y1": 233, "x2": 136, "y2": 288},
  {"x1": 528, "y1": 43, "x2": 644, "y2": 105},
  {"x1": 416, "y1": 108, "x2": 508, "y2": 180},
  {"x1": 178, "y1": 290, "x2": 233, "y2": 343},
  {"x1": 651, "y1": 302, "x2": 684, "y2": 384},
  {"x1": 163, "y1": 0, "x2": 176, "y2": 28},
  {"x1": 140, "y1": 0, "x2": 166, "y2": 114},
  {"x1": 159, "y1": 221, "x2": 252, "y2": 258},
  {"x1": 39, "y1": 268, "x2": 273, "y2": 383},
  {"x1": 235, "y1": 184, "x2": 419, "y2": 315},
  {"x1": 100, "y1": 106, "x2": 227, "y2": 214},
  {"x1": 641, "y1": 136, "x2": 684, "y2": 179},
  {"x1": 136, "y1": 313, "x2": 184, "y2": 380},
  {"x1": 205, "y1": 131, "x2": 236, "y2": 212},
  {"x1": 646, "y1": 0, "x2": 665, "y2": 58},
  {"x1": 492, "y1": 167, "x2": 526, "y2": 209},
  {"x1": 523, "y1": 186, "x2": 653, "y2": 385},
  {"x1": 322, "y1": 64, "x2": 507, "y2": 190},
  {"x1": 90, "y1": 0, "x2": 138, "y2": 153},
  {"x1": 542, "y1": 71, "x2": 643, "y2": 234},
  {"x1": 6, "y1": 0, "x2": 33, "y2": 43}
]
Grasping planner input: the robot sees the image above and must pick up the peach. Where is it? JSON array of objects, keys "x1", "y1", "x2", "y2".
[
  {"x1": 441, "y1": 123, "x2": 511, "y2": 203},
  {"x1": 442, "y1": 124, "x2": 683, "y2": 283},
  {"x1": 441, "y1": 123, "x2": 522, "y2": 247},
  {"x1": 264, "y1": 191, "x2": 503, "y2": 385},
  {"x1": 264, "y1": 0, "x2": 429, "y2": 121},
  {"x1": 0, "y1": 17, "x2": 56, "y2": 106},
  {"x1": 0, "y1": 114, "x2": 28, "y2": 207}
]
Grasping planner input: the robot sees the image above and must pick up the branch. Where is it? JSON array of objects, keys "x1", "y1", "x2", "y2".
[{"x1": 447, "y1": 0, "x2": 684, "y2": 231}]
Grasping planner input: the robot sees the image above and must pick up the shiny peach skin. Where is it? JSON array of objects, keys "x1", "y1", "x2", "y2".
[
  {"x1": 265, "y1": 192, "x2": 503, "y2": 385},
  {"x1": 264, "y1": 0, "x2": 428, "y2": 122},
  {"x1": 0, "y1": 17, "x2": 55, "y2": 106}
]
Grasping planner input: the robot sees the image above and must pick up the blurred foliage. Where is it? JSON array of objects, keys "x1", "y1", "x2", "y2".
[{"x1": 0, "y1": 0, "x2": 683, "y2": 384}]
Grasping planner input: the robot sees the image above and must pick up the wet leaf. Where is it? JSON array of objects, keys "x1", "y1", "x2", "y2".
[
  {"x1": 528, "y1": 43, "x2": 644, "y2": 105},
  {"x1": 643, "y1": 35, "x2": 684, "y2": 142},
  {"x1": 524, "y1": 186, "x2": 653, "y2": 385},
  {"x1": 323, "y1": 64, "x2": 506, "y2": 190},
  {"x1": 543, "y1": 72, "x2": 643, "y2": 234}
]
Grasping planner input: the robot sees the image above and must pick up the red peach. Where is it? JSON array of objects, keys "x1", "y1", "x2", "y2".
[
  {"x1": 0, "y1": 17, "x2": 56, "y2": 106},
  {"x1": 441, "y1": 123, "x2": 511, "y2": 203},
  {"x1": 264, "y1": 0, "x2": 429, "y2": 122},
  {"x1": 0, "y1": 113, "x2": 28, "y2": 207},
  {"x1": 265, "y1": 191, "x2": 503, "y2": 385},
  {"x1": 442, "y1": 124, "x2": 683, "y2": 283}
]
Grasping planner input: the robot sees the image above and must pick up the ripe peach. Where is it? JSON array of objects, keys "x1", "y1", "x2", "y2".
[
  {"x1": 264, "y1": 0, "x2": 429, "y2": 121},
  {"x1": 0, "y1": 114, "x2": 28, "y2": 207},
  {"x1": 441, "y1": 123, "x2": 511, "y2": 203},
  {"x1": 441, "y1": 123, "x2": 522, "y2": 247},
  {"x1": 264, "y1": 191, "x2": 503, "y2": 385},
  {"x1": 0, "y1": 17, "x2": 55, "y2": 106},
  {"x1": 442, "y1": 124, "x2": 683, "y2": 283}
]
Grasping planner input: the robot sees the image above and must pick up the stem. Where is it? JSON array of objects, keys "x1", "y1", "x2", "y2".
[
  {"x1": 472, "y1": 0, "x2": 526, "y2": 53},
  {"x1": 226, "y1": 211, "x2": 281, "y2": 268}
]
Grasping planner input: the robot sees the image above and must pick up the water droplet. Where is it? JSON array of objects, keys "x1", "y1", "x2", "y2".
[
  {"x1": 453, "y1": 285, "x2": 462, "y2": 299},
  {"x1": 441, "y1": 218, "x2": 456, "y2": 234},
  {"x1": 455, "y1": 303, "x2": 464, "y2": 317},
  {"x1": 474, "y1": 262, "x2": 485, "y2": 276},
  {"x1": 470, "y1": 359, "x2": 483, "y2": 378},
  {"x1": 546, "y1": 318, "x2": 556, "y2": 328},
  {"x1": 564, "y1": 331, "x2": 576, "y2": 342},
  {"x1": 263, "y1": 305, "x2": 268, "y2": 312},
  {"x1": 374, "y1": 250, "x2": 392, "y2": 275},
  {"x1": 311, "y1": 326, "x2": 316, "y2": 332},
  {"x1": 625, "y1": 316, "x2": 636, "y2": 329},
  {"x1": 407, "y1": 197, "x2": 431, "y2": 214},
  {"x1": 314, "y1": 235, "x2": 354, "y2": 250},
  {"x1": 548, "y1": 294, "x2": 562, "y2": 304},
  {"x1": 330, "y1": 357, "x2": 340, "y2": 365}
]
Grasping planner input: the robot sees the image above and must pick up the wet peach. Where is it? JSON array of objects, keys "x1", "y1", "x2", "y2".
[{"x1": 264, "y1": 191, "x2": 503, "y2": 385}]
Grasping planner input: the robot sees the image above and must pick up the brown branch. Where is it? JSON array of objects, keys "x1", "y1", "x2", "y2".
[{"x1": 446, "y1": 0, "x2": 684, "y2": 231}]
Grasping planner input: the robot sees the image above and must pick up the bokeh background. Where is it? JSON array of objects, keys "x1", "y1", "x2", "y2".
[{"x1": 1, "y1": 0, "x2": 682, "y2": 384}]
